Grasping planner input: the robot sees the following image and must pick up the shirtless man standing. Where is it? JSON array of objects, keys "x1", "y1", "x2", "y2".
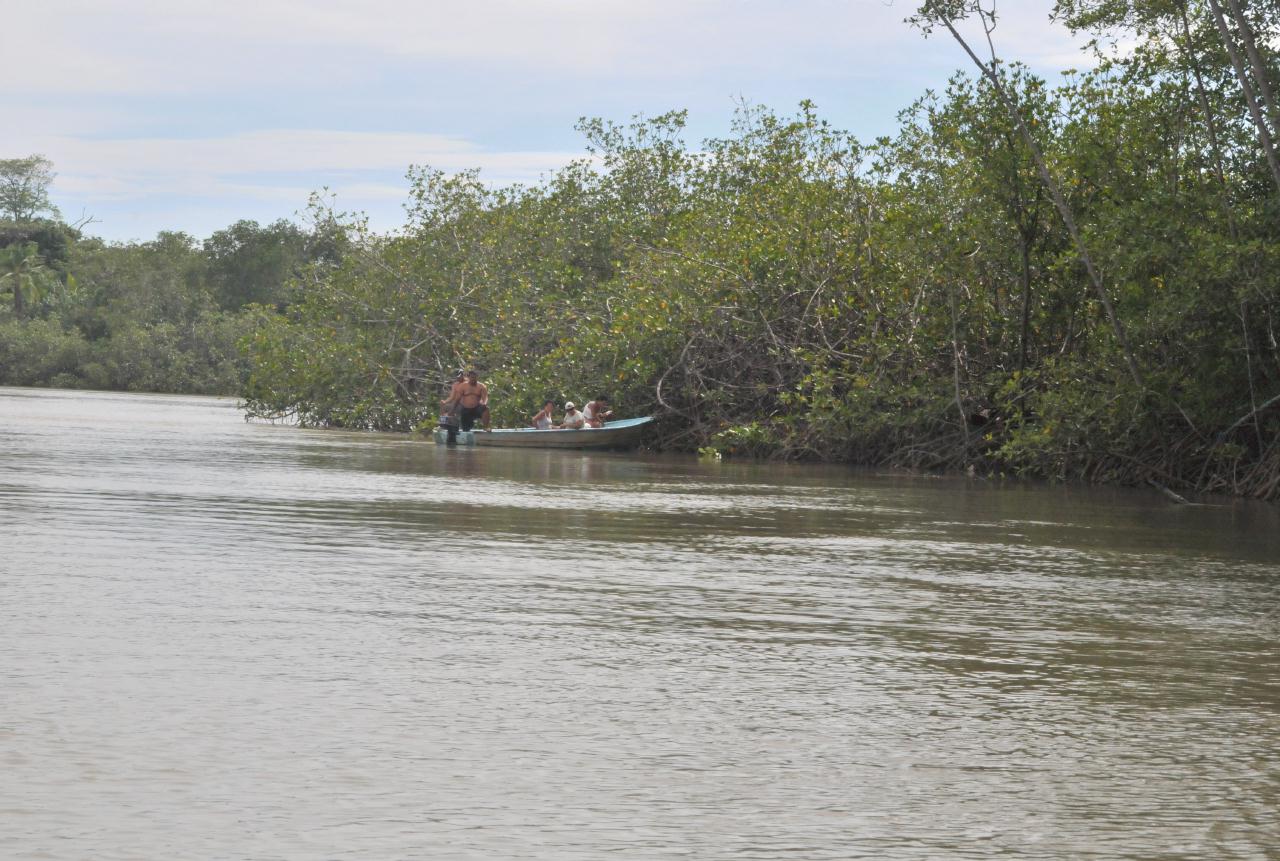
[{"x1": 454, "y1": 369, "x2": 490, "y2": 432}]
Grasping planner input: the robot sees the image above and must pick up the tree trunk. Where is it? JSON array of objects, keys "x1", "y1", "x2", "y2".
[
  {"x1": 1225, "y1": 0, "x2": 1280, "y2": 137},
  {"x1": 922, "y1": 1, "x2": 1145, "y2": 390},
  {"x1": 1206, "y1": 0, "x2": 1280, "y2": 196},
  {"x1": 950, "y1": 282, "x2": 969, "y2": 453},
  {"x1": 1178, "y1": 3, "x2": 1233, "y2": 212},
  {"x1": 1018, "y1": 229, "x2": 1032, "y2": 374}
]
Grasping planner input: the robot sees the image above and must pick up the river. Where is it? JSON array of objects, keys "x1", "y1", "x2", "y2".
[{"x1": 2, "y1": 387, "x2": 1278, "y2": 859}]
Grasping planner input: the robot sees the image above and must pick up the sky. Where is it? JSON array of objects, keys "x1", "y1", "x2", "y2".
[{"x1": 3, "y1": 0, "x2": 1092, "y2": 243}]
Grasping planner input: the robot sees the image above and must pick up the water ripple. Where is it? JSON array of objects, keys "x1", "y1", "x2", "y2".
[{"x1": 2, "y1": 386, "x2": 1279, "y2": 860}]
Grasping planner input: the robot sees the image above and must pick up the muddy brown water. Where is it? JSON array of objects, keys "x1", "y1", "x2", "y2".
[{"x1": 2, "y1": 387, "x2": 1278, "y2": 859}]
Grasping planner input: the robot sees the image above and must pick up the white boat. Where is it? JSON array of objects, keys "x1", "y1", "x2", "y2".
[{"x1": 433, "y1": 416, "x2": 653, "y2": 449}]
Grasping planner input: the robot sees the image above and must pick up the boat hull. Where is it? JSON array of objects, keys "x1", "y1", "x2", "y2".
[{"x1": 432, "y1": 416, "x2": 653, "y2": 449}]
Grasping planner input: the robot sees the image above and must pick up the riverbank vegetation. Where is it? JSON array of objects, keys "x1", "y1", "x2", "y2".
[
  {"x1": 0, "y1": 209, "x2": 332, "y2": 394},
  {"x1": 7, "y1": 1, "x2": 1280, "y2": 499},
  {"x1": 244, "y1": 2, "x2": 1280, "y2": 499}
]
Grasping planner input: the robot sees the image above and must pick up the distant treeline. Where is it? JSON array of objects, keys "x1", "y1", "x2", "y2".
[
  {"x1": 9, "y1": 2, "x2": 1280, "y2": 499},
  {"x1": 0, "y1": 217, "x2": 341, "y2": 394}
]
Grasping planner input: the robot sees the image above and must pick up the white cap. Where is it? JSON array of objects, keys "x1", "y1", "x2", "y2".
[{"x1": 565, "y1": 402, "x2": 575, "y2": 410}]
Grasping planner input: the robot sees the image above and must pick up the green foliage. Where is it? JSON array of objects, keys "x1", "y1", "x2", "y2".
[
  {"x1": 0, "y1": 208, "x2": 311, "y2": 395},
  {"x1": 0, "y1": 219, "x2": 78, "y2": 273},
  {"x1": 0, "y1": 242, "x2": 54, "y2": 317},
  {"x1": 244, "y1": 49, "x2": 1280, "y2": 498},
  {"x1": 13, "y1": 2, "x2": 1280, "y2": 500},
  {"x1": 204, "y1": 219, "x2": 313, "y2": 310},
  {"x1": 0, "y1": 154, "x2": 59, "y2": 223},
  {"x1": 0, "y1": 317, "x2": 88, "y2": 384}
]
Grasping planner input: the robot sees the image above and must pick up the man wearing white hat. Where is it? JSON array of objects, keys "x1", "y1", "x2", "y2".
[{"x1": 561, "y1": 401, "x2": 586, "y2": 429}]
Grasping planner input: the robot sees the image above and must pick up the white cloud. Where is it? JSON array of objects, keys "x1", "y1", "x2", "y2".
[
  {"x1": 4, "y1": 0, "x2": 1096, "y2": 241},
  {"x1": 36, "y1": 128, "x2": 584, "y2": 240},
  {"x1": 34, "y1": 130, "x2": 479, "y2": 177},
  {"x1": 3, "y1": 0, "x2": 1085, "y2": 96},
  {"x1": 22, "y1": 128, "x2": 579, "y2": 217}
]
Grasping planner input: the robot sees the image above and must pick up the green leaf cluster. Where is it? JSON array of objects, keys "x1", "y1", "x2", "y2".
[
  {"x1": 242, "y1": 63, "x2": 1280, "y2": 499},
  {"x1": 0, "y1": 219, "x2": 323, "y2": 395}
]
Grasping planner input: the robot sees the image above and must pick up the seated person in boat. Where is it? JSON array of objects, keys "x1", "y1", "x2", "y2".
[
  {"x1": 454, "y1": 369, "x2": 490, "y2": 432},
  {"x1": 583, "y1": 395, "x2": 614, "y2": 428},
  {"x1": 561, "y1": 401, "x2": 587, "y2": 429},
  {"x1": 531, "y1": 399, "x2": 555, "y2": 430}
]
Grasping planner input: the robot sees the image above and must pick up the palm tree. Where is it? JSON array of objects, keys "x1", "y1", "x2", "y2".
[{"x1": 0, "y1": 242, "x2": 48, "y2": 317}]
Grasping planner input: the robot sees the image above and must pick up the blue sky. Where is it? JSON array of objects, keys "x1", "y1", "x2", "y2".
[{"x1": 5, "y1": 1, "x2": 1090, "y2": 243}]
